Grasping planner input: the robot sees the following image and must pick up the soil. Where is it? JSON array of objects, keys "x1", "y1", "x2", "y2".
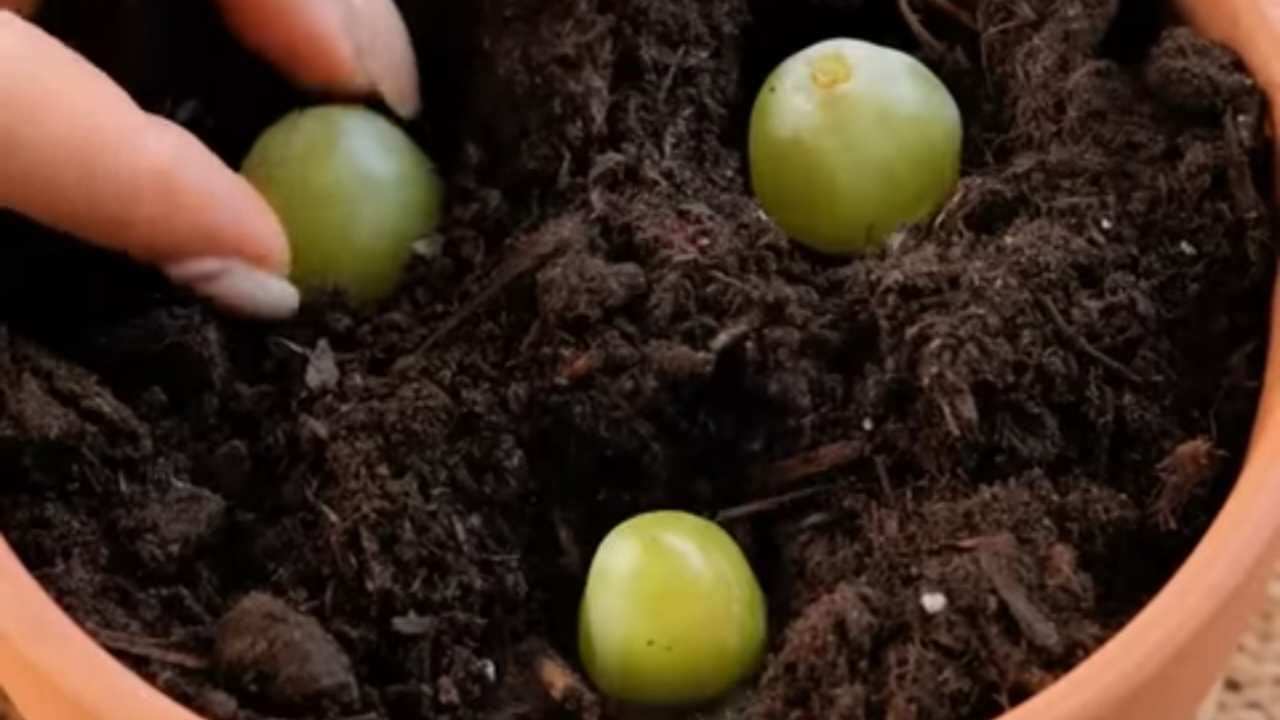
[{"x1": 0, "y1": 1, "x2": 1276, "y2": 719}]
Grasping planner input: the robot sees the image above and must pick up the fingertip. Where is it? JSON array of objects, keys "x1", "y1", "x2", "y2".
[
  {"x1": 166, "y1": 257, "x2": 301, "y2": 320},
  {"x1": 135, "y1": 126, "x2": 300, "y2": 319},
  {"x1": 348, "y1": 0, "x2": 422, "y2": 119},
  {"x1": 215, "y1": 0, "x2": 422, "y2": 119}
]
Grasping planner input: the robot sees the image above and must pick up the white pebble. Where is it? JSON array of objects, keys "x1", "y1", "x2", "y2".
[{"x1": 920, "y1": 591, "x2": 949, "y2": 615}]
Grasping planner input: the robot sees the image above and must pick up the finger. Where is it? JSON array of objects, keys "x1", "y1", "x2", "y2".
[
  {"x1": 0, "y1": 12, "x2": 299, "y2": 319},
  {"x1": 214, "y1": 0, "x2": 421, "y2": 119}
]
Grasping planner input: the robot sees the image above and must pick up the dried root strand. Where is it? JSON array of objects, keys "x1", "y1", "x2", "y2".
[{"x1": 1151, "y1": 437, "x2": 1224, "y2": 531}]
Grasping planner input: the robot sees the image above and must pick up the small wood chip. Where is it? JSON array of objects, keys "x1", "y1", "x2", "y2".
[
  {"x1": 390, "y1": 613, "x2": 435, "y2": 636},
  {"x1": 88, "y1": 626, "x2": 209, "y2": 670},
  {"x1": 304, "y1": 339, "x2": 340, "y2": 392},
  {"x1": 557, "y1": 350, "x2": 603, "y2": 385},
  {"x1": 968, "y1": 534, "x2": 1062, "y2": 653},
  {"x1": 535, "y1": 652, "x2": 600, "y2": 720}
]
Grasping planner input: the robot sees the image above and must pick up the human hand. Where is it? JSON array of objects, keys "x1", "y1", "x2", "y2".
[
  {"x1": 0, "y1": 0, "x2": 420, "y2": 320},
  {"x1": 1178, "y1": 0, "x2": 1280, "y2": 201}
]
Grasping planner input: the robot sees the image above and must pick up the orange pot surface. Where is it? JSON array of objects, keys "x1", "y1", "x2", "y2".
[
  {"x1": 0, "y1": 535, "x2": 203, "y2": 720},
  {"x1": 1, "y1": 0, "x2": 1280, "y2": 718}
]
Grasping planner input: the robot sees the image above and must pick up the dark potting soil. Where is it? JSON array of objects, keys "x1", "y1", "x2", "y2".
[{"x1": 0, "y1": 1, "x2": 1276, "y2": 719}]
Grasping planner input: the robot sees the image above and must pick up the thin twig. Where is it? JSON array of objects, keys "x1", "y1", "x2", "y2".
[
  {"x1": 927, "y1": 0, "x2": 979, "y2": 30},
  {"x1": 899, "y1": 0, "x2": 946, "y2": 54},
  {"x1": 786, "y1": 510, "x2": 852, "y2": 533},
  {"x1": 555, "y1": 509, "x2": 585, "y2": 575},
  {"x1": 1037, "y1": 295, "x2": 1146, "y2": 386},
  {"x1": 423, "y1": 238, "x2": 563, "y2": 350},
  {"x1": 395, "y1": 215, "x2": 582, "y2": 373},
  {"x1": 89, "y1": 627, "x2": 209, "y2": 670},
  {"x1": 875, "y1": 456, "x2": 894, "y2": 498},
  {"x1": 658, "y1": 46, "x2": 686, "y2": 106},
  {"x1": 716, "y1": 484, "x2": 838, "y2": 523},
  {"x1": 749, "y1": 439, "x2": 864, "y2": 489},
  {"x1": 709, "y1": 318, "x2": 758, "y2": 355}
]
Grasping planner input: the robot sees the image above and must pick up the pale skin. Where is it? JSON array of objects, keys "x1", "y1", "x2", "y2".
[
  {"x1": 0, "y1": 0, "x2": 1275, "y2": 320},
  {"x1": 0, "y1": 0, "x2": 420, "y2": 319}
]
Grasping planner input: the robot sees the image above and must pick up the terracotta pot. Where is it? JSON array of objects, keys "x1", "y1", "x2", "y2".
[{"x1": 2, "y1": 0, "x2": 1280, "y2": 717}]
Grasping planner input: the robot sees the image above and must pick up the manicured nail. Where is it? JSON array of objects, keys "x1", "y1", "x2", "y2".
[
  {"x1": 165, "y1": 257, "x2": 301, "y2": 320},
  {"x1": 346, "y1": 0, "x2": 422, "y2": 119}
]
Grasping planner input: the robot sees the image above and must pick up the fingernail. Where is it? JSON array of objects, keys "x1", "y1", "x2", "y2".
[
  {"x1": 346, "y1": 0, "x2": 422, "y2": 119},
  {"x1": 165, "y1": 257, "x2": 301, "y2": 321}
]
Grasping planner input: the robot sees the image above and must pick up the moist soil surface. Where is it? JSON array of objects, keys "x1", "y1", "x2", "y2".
[{"x1": 1, "y1": 1, "x2": 1277, "y2": 719}]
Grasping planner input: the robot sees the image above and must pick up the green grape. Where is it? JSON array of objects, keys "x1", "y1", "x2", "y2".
[
  {"x1": 578, "y1": 511, "x2": 767, "y2": 707},
  {"x1": 241, "y1": 104, "x2": 443, "y2": 303},
  {"x1": 749, "y1": 38, "x2": 963, "y2": 254}
]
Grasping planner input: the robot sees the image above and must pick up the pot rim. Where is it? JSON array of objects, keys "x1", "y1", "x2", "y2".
[{"x1": 997, "y1": 266, "x2": 1280, "y2": 719}]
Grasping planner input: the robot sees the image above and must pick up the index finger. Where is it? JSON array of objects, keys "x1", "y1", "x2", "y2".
[{"x1": 0, "y1": 12, "x2": 298, "y2": 317}]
